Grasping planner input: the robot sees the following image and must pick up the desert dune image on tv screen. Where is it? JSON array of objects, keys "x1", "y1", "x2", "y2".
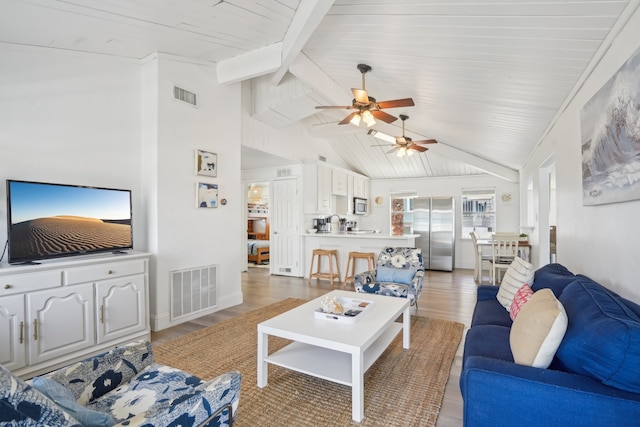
[
  {"x1": 8, "y1": 181, "x2": 132, "y2": 261},
  {"x1": 10, "y1": 216, "x2": 131, "y2": 259}
]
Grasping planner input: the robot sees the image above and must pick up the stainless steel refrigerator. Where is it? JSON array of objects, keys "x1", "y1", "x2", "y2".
[{"x1": 412, "y1": 197, "x2": 455, "y2": 271}]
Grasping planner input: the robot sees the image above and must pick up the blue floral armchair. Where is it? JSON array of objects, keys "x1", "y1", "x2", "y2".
[
  {"x1": 1, "y1": 340, "x2": 241, "y2": 427},
  {"x1": 354, "y1": 247, "x2": 425, "y2": 307}
]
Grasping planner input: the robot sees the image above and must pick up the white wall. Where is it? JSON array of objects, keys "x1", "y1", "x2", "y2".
[
  {"x1": 144, "y1": 54, "x2": 243, "y2": 330},
  {"x1": 521, "y1": 6, "x2": 640, "y2": 303},
  {"x1": 0, "y1": 46, "x2": 146, "y2": 254},
  {"x1": 364, "y1": 175, "x2": 520, "y2": 269}
]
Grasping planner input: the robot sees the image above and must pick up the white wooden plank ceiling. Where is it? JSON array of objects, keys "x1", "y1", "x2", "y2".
[{"x1": 0, "y1": 0, "x2": 636, "y2": 180}]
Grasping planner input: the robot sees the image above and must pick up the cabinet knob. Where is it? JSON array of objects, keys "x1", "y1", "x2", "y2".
[
  {"x1": 4, "y1": 284, "x2": 12, "y2": 289},
  {"x1": 108, "y1": 270, "x2": 114, "y2": 275}
]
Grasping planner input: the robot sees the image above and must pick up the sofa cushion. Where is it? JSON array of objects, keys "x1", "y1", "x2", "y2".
[
  {"x1": 87, "y1": 363, "x2": 204, "y2": 423},
  {"x1": 509, "y1": 283, "x2": 533, "y2": 321},
  {"x1": 510, "y1": 288, "x2": 568, "y2": 368},
  {"x1": 496, "y1": 257, "x2": 535, "y2": 310},
  {"x1": 463, "y1": 325, "x2": 514, "y2": 365},
  {"x1": 376, "y1": 265, "x2": 415, "y2": 285},
  {"x1": 557, "y1": 276, "x2": 640, "y2": 393},
  {"x1": 471, "y1": 299, "x2": 513, "y2": 327},
  {"x1": 531, "y1": 263, "x2": 576, "y2": 297},
  {"x1": 45, "y1": 340, "x2": 153, "y2": 405},
  {"x1": 32, "y1": 377, "x2": 115, "y2": 427},
  {"x1": 0, "y1": 365, "x2": 80, "y2": 426}
]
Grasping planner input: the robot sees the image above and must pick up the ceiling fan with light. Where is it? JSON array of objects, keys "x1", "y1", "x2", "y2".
[
  {"x1": 315, "y1": 64, "x2": 415, "y2": 127},
  {"x1": 368, "y1": 114, "x2": 437, "y2": 157}
]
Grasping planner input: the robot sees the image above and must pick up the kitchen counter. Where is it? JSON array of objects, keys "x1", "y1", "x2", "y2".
[
  {"x1": 303, "y1": 233, "x2": 419, "y2": 281},
  {"x1": 305, "y1": 232, "x2": 420, "y2": 239}
]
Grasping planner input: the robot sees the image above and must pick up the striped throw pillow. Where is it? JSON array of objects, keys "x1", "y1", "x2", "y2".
[{"x1": 496, "y1": 256, "x2": 535, "y2": 310}]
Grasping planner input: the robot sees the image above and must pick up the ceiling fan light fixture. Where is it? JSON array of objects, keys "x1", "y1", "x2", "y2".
[
  {"x1": 396, "y1": 147, "x2": 406, "y2": 158},
  {"x1": 407, "y1": 148, "x2": 415, "y2": 156},
  {"x1": 362, "y1": 110, "x2": 376, "y2": 127},
  {"x1": 350, "y1": 113, "x2": 362, "y2": 126}
]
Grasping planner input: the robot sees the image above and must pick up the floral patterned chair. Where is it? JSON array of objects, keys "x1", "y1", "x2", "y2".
[
  {"x1": 1, "y1": 340, "x2": 241, "y2": 427},
  {"x1": 354, "y1": 247, "x2": 425, "y2": 308}
]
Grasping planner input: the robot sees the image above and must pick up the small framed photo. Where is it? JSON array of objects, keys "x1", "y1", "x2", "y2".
[
  {"x1": 197, "y1": 182, "x2": 218, "y2": 208},
  {"x1": 195, "y1": 149, "x2": 217, "y2": 177}
]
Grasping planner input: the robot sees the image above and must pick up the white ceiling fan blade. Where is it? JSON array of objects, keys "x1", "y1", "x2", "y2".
[{"x1": 367, "y1": 129, "x2": 396, "y2": 144}]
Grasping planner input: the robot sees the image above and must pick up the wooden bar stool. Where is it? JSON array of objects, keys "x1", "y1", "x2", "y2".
[
  {"x1": 343, "y1": 251, "x2": 376, "y2": 288},
  {"x1": 308, "y1": 249, "x2": 341, "y2": 286}
]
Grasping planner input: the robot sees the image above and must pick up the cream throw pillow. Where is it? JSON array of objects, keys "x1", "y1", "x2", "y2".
[
  {"x1": 497, "y1": 256, "x2": 535, "y2": 310},
  {"x1": 510, "y1": 288, "x2": 568, "y2": 368}
]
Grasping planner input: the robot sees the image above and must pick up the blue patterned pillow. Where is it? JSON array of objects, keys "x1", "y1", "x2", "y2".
[
  {"x1": 376, "y1": 266, "x2": 415, "y2": 285},
  {"x1": 32, "y1": 377, "x2": 115, "y2": 427}
]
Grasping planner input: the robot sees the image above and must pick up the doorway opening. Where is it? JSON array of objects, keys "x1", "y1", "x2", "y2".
[{"x1": 246, "y1": 182, "x2": 270, "y2": 270}]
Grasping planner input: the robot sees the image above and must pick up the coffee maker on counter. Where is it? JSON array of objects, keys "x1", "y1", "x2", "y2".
[{"x1": 313, "y1": 217, "x2": 328, "y2": 233}]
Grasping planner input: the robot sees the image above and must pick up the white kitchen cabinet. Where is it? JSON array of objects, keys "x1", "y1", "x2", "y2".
[
  {"x1": 318, "y1": 163, "x2": 332, "y2": 212},
  {"x1": 353, "y1": 175, "x2": 369, "y2": 199},
  {"x1": 304, "y1": 162, "x2": 333, "y2": 214},
  {"x1": 331, "y1": 168, "x2": 348, "y2": 196},
  {"x1": 0, "y1": 294, "x2": 26, "y2": 371},
  {"x1": 0, "y1": 252, "x2": 150, "y2": 379}
]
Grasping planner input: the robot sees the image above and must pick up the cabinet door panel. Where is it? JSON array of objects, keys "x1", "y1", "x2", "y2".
[
  {"x1": 331, "y1": 169, "x2": 347, "y2": 195},
  {"x1": 0, "y1": 295, "x2": 26, "y2": 370},
  {"x1": 318, "y1": 164, "x2": 332, "y2": 212},
  {"x1": 27, "y1": 284, "x2": 95, "y2": 365},
  {"x1": 96, "y1": 275, "x2": 147, "y2": 343}
]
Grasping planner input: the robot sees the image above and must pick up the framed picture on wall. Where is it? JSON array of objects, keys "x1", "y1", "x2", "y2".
[
  {"x1": 195, "y1": 149, "x2": 217, "y2": 177},
  {"x1": 196, "y1": 182, "x2": 218, "y2": 208}
]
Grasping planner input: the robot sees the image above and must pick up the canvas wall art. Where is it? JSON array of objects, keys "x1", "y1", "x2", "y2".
[
  {"x1": 580, "y1": 45, "x2": 640, "y2": 206},
  {"x1": 197, "y1": 183, "x2": 218, "y2": 208},
  {"x1": 195, "y1": 149, "x2": 217, "y2": 177}
]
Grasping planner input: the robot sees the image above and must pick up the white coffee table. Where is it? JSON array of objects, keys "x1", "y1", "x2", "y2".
[{"x1": 257, "y1": 290, "x2": 410, "y2": 422}]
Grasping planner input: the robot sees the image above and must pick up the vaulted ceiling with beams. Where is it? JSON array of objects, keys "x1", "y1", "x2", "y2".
[{"x1": 1, "y1": 0, "x2": 636, "y2": 180}]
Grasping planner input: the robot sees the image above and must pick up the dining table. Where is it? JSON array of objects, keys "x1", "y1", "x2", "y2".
[{"x1": 476, "y1": 239, "x2": 531, "y2": 262}]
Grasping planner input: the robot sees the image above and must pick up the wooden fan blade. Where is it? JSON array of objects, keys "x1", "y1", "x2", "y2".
[
  {"x1": 339, "y1": 111, "x2": 358, "y2": 125},
  {"x1": 413, "y1": 139, "x2": 438, "y2": 145},
  {"x1": 377, "y1": 98, "x2": 415, "y2": 109},
  {"x1": 315, "y1": 105, "x2": 354, "y2": 109},
  {"x1": 352, "y1": 88, "x2": 369, "y2": 104},
  {"x1": 410, "y1": 145, "x2": 428, "y2": 152},
  {"x1": 371, "y1": 110, "x2": 398, "y2": 124}
]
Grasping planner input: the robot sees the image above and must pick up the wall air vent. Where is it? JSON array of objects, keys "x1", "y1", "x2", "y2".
[
  {"x1": 170, "y1": 265, "x2": 218, "y2": 320},
  {"x1": 277, "y1": 168, "x2": 292, "y2": 177},
  {"x1": 173, "y1": 85, "x2": 198, "y2": 107}
]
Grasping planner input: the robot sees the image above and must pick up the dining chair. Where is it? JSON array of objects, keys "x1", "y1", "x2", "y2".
[
  {"x1": 470, "y1": 231, "x2": 492, "y2": 284},
  {"x1": 489, "y1": 233, "x2": 519, "y2": 285}
]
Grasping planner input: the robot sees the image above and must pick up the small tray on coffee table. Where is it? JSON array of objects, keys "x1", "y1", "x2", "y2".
[{"x1": 314, "y1": 297, "x2": 374, "y2": 324}]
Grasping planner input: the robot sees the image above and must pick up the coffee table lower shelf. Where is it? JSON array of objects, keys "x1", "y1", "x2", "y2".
[{"x1": 264, "y1": 322, "x2": 402, "y2": 386}]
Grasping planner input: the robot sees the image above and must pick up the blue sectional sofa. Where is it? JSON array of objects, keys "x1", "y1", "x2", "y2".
[
  {"x1": 0, "y1": 340, "x2": 241, "y2": 427},
  {"x1": 461, "y1": 263, "x2": 640, "y2": 426}
]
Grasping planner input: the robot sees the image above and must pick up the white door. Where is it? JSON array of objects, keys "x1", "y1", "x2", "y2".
[
  {"x1": 27, "y1": 284, "x2": 95, "y2": 365},
  {"x1": 271, "y1": 178, "x2": 300, "y2": 276},
  {"x1": 96, "y1": 275, "x2": 146, "y2": 344}
]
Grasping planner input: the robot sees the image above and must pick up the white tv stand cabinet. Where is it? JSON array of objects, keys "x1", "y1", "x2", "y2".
[{"x1": 0, "y1": 252, "x2": 150, "y2": 379}]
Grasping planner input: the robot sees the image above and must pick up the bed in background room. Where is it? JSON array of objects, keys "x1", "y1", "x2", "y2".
[{"x1": 247, "y1": 240, "x2": 270, "y2": 264}]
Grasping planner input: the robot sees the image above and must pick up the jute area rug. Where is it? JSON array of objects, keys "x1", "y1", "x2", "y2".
[{"x1": 154, "y1": 298, "x2": 464, "y2": 426}]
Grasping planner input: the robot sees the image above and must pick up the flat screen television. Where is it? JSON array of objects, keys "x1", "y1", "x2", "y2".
[{"x1": 6, "y1": 180, "x2": 133, "y2": 264}]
